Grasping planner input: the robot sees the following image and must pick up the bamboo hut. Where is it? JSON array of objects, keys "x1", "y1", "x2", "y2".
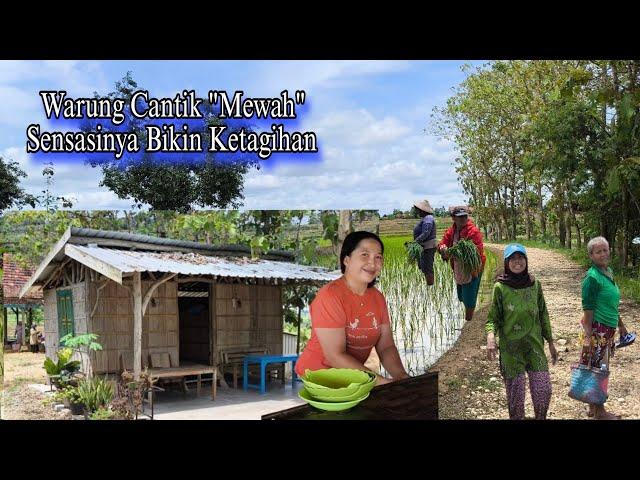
[{"x1": 19, "y1": 227, "x2": 338, "y2": 381}]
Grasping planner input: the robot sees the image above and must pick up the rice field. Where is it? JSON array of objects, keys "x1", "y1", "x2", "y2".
[{"x1": 378, "y1": 235, "x2": 496, "y2": 376}]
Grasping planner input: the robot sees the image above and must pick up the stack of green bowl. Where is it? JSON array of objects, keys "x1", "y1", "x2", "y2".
[{"x1": 298, "y1": 368, "x2": 376, "y2": 411}]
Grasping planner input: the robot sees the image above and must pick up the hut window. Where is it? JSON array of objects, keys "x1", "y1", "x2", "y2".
[{"x1": 56, "y1": 290, "x2": 75, "y2": 343}]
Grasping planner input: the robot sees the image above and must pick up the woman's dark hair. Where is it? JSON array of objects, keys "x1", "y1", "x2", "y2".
[{"x1": 340, "y1": 231, "x2": 385, "y2": 288}]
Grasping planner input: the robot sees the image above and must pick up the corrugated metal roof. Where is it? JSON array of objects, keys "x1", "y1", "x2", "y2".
[
  {"x1": 71, "y1": 245, "x2": 339, "y2": 283},
  {"x1": 69, "y1": 227, "x2": 294, "y2": 260}
]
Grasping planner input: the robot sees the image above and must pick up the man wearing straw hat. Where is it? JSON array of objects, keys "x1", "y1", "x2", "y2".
[{"x1": 412, "y1": 199, "x2": 438, "y2": 286}]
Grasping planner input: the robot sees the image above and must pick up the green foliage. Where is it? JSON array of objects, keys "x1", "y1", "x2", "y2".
[
  {"x1": 405, "y1": 241, "x2": 423, "y2": 264},
  {"x1": 321, "y1": 211, "x2": 339, "y2": 247},
  {"x1": 59, "y1": 333, "x2": 103, "y2": 352},
  {"x1": 43, "y1": 348, "x2": 81, "y2": 376},
  {"x1": 0, "y1": 156, "x2": 36, "y2": 210},
  {"x1": 76, "y1": 377, "x2": 114, "y2": 413},
  {"x1": 433, "y1": 59, "x2": 640, "y2": 278},
  {"x1": 89, "y1": 407, "x2": 116, "y2": 420},
  {"x1": 92, "y1": 73, "x2": 259, "y2": 211},
  {"x1": 447, "y1": 239, "x2": 482, "y2": 275},
  {"x1": 60, "y1": 386, "x2": 82, "y2": 405}
]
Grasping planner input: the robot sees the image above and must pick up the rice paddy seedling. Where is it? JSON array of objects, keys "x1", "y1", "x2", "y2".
[
  {"x1": 405, "y1": 241, "x2": 423, "y2": 264},
  {"x1": 378, "y1": 235, "x2": 465, "y2": 376},
  {"x1": 446, "y1": 239, "x2": 481, "y2": 275}
]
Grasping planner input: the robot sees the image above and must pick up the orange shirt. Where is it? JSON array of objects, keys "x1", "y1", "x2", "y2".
[{"x1": 295, "y1": 277, "x2": 390, "y2": 376}]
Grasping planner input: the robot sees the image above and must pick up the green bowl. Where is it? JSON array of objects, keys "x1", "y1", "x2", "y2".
[
  {"x1": 305, "y1": 379, "x2": 376, "y2": 402},
  {"x1": 303, "y1": 368, "x2": 373, "y2": 389},
  {"x1": 298, "y1": 388, "x2": 370, "y2": 412}
]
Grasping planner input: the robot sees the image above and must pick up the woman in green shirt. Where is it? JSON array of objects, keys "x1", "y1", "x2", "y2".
[
  {"x1": 486, "y1": 244, "x2": 558, "y2": 419},
  {"x1": 580, "y1": 236, "x2": 629, "y2": 420}
]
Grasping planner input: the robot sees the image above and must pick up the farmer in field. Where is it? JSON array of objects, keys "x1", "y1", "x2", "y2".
[
  {"x1": 486, "y1": 244, "x2": 557, "y2": 420},
  {"x1": 412, "y1": 199, "x2": 437, "y2": 286},
  {"x1": 295, "y1": 231, "x2": 410, "y2": 385},
  {"x1": 438, "y1": 205, "x2": 486, "y2": 321}
]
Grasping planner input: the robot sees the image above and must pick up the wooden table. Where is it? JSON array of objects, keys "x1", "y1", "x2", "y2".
[
  {"x1": 149, "y1": 363, "x2": 217, "y2": 400},
  {"x1": 261, "y1": 371, "x2": 438, "y2": 420}
]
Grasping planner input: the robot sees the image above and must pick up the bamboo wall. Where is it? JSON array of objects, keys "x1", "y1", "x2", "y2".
[
  {"x1": 88, "y1": 279, "x2": 179, "y2": 374},
  {"x1": 44, "y1": 270, "x2": 285, "y2": 375},
  {"x1": 215, "y1": 284, "x2": 283, "y2": 357}
]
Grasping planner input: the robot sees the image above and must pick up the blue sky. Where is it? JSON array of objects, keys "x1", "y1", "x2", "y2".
[{"x1": 0, "y1": 60, "x2": 487, "y2": 214}]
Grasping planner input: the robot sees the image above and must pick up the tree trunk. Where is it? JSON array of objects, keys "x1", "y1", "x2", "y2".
[
  {"x1": 336, "y1": 210, "x2": 353, "y2": 263},
  {"x1": 558, "y1": 211, "x2": 567, "y2": 248},
  {"x1": 3, "y1": 307, "x2": 7, "y2": 344},
  {"x1": 537, "y1": 181, "x2": 546, "y2": 238},
  {"x1": 566, "y1": 211, "x2": 572, "y2": 250},
  {"x1": 294, "y1": 214, "x2": 304, "y2": 250},
  {"x1": 621, "y1": 186, "x2": 629, "y2": 268}
]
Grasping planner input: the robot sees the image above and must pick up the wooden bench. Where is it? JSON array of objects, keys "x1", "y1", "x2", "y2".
[
  {"x1": 219, "y1": 347, "x2": 285, "y2": 389},
  {"x1": 119, "y1": 352, "x2": 217, "y2": 400}
]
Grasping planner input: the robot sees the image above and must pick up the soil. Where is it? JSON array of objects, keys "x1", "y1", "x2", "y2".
[
  {"x1": 429, "y1": 244, "x2": 640, "y2": 419},
  {"x1": 1, "y1": 352, "x2": 71, "y2": 420}
]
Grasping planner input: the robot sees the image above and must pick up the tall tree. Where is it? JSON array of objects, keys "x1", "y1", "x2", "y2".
[
  {"x1": 0, "y1": 157, "x2": 36, "y2": 211},
  {"x1": 89, "y1": 72, "x2": 260, "y2": 212}
]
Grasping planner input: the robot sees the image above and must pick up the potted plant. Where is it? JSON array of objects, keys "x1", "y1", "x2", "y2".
[{"x1": 61, "y1": 387, "x2": 84, "y2": 415}]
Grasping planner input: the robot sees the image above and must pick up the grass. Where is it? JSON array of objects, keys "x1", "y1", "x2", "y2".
[
  {"x1": 468, "y1": 375, "x2": 501, "y2": 392},
  {"x1": 444, "y1": 375, "x2": 464, "y2": 390}
]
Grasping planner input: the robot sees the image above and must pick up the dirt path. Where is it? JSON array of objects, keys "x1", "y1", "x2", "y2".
[
  {"x1": 1, "y1": 352, "x2": 70, "y2": 420},
  {"x1": 430, "y1": 244, "x2": 640, "y2": 419}
]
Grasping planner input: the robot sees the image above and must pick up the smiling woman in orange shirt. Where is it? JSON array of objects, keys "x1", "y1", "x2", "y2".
[{"x1": 295, "y1": 231, "x2": 409, "y2": 386}]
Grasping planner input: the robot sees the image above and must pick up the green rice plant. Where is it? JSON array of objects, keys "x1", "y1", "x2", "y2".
[
  {"x1": 405, "y1": 241, "x2": 423, "y2": 264},
  {"x1": 446, "y1": 239, "x2": 481, "y2": 275},
  {"x1": 378, "y1": 235, "x2": 465, "y2": 376}
]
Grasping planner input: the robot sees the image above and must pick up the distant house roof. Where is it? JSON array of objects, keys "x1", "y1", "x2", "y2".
[
  {"x1": 20, "y1": 227, "x2": 339, "y2": 297},
  {"x1": 2, "y1": 253, "x2": 44, "y2": 306}
]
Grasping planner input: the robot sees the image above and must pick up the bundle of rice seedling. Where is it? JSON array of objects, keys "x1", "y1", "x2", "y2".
[
  {"x1": 405, "y1": 241, "x2": 423, "y2": 264},
  {"x1": 447, "y1": 239, "x2": 481, "y2": 275}
]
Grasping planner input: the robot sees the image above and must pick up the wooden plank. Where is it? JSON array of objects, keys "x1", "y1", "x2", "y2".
[
  {"x1": 133, "y1": 272, "x2": 142, "y2": 379},
  {"x1": 142, "y1": 273, "x2": 177, "y2": 315},
  {"x1": 64, "y1": 244, "x2": 123, "y2": 285},
  {"x1": 19, "y1": 226, "x2": 72, "y2": 298},
  {"x1": 262, "y1": 372, "x2": 439, "y2": 420},
  {"x1": 210, "y1": 282, "x2": 217, "y2": 367},
  {"x1": 149, "y1": 366, "x2": 215, "y2": 378}
]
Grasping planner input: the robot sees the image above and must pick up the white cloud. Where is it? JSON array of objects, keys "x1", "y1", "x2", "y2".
[
  {"x1": 0, "y1": 86, "x2": 42, "y2": 128},
  {"x1": 313, "y1": 109, "x2": 411, "y2": 147},
  {"x1": 0, "y1": 61, "x2": 109, "y2": 129},
  {"x1": 253, "y1": 61, "x2": 411, "y2": 95},
  {"x1": 236, "y1": 103, "x2": 467, "y2": 213}
]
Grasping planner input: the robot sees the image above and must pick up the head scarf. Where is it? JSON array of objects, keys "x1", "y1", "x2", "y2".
[{"x1": 496, "y1": 254, "x2": 535, "y2": 289}]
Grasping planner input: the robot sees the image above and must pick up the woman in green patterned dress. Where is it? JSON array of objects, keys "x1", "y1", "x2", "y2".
[{"x1": 486, "y1": 244, "x2": 558, "y2": 419}]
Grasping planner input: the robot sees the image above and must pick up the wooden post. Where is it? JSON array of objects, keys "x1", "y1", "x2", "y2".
[
  {"x1": 3, "y1": 307, "x2": 7, "y2": 344},
  {"x1": 133, "y1": 272, "x2": 142, "y2": 380}
]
